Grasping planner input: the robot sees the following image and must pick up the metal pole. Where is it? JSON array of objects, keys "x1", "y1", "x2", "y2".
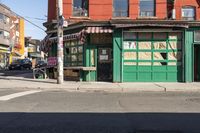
[{"x1": 57, "y1": 0, "x2": 64, "y2": 84}]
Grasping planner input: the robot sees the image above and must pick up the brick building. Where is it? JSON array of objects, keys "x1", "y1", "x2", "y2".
[
  {"x1": 0, "y1": 3, "x2": 11, "y2": 69},
  {"x1": 0, "y1": 3, "x2": 25, "y2": 69},
  {"x1": 43, "y1": 0, "x2": 200, "y2": 82}
]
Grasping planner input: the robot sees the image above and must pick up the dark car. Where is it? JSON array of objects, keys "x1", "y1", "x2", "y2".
[
  {"x1": 35, "y1": 60, "x2": 47, "y2": 68},
  {"x1": 9, "y1": 59, "x2": 32, "y2": 70}
]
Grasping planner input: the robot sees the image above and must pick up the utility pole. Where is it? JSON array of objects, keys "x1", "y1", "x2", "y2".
[{"x1": 57, "y1": 0, "x2": 64, "y2": 84}]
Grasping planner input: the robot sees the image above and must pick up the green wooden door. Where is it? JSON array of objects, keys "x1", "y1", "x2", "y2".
[{"x1": 122, "y1": 32, "x2": 183, "y2": 82}]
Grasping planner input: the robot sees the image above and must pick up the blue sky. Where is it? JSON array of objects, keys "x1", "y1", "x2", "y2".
[{"x1": 1, "y1": 0, "x2": 48, "y2": 40}]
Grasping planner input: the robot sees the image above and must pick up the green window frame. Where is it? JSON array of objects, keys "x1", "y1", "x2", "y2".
[
  {"x1": 64, "y1": 40, "x2": 83, "y2": 67},
  {"x1": 123, "y1": 32, "x2": 182, "y2": 66}
]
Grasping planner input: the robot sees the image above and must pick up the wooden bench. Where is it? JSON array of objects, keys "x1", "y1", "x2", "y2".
[{"x1": 64, "y1": 67, "x2": 96, "y2": 81}]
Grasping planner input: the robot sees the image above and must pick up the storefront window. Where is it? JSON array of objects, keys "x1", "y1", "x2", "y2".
[
  {"x1": 64, "y1": 40, "x2": 83, "y2": 67},
  {"x1": 169, "y1": 32, "x2": 182, "y2": 40},
  {"x1": 153, "y1": 33, "x2": 167, "y2": 40},
  {"x1": 113, "y1": 0, "x2": 129, "y2": 17},
  {"x1": 138, "y1": 52, "x2": 152, "y2": 60},
  {"x1": 154, "y1": 42, "x2": 167, "y2": 50},
  {"x1": 195, "y1": 30, "x2": 200, "y2": 42},
  {"x1": 139, "y1": 0, "x2": 155, "y2": 17},
  {"x1": 123, "y1": 32, "x2": 182, "y2": 67},
  {"x1": 138, "y1": 32, "x2": 152, "y2": 40},
  {"x1": 123, "y1": 41, "x2": 137, "y2": 50},
  {"x1": 73, "y1": 0, "x2": 88, "y2": 17},
  {"x1": 123, "y1": 32, "x2": 137, "y2": 40},
  {"x1": 138, "y1": 42, "x2": 151, "y2": 50},
  {"x1": 124, "y1": 52, "x2": 137, "y2": 60}
]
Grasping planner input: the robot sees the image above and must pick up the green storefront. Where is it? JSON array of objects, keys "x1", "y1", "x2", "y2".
[{"x1": 46, "y1": 20, "x2": 200, "y2": 82}]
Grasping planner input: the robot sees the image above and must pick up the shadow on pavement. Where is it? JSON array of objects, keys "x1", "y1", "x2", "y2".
[
  {"x1": 0, "y1": 112, "x2": 199, "y2": 133},
  {"x1": 0, "y1": 70, "x2": 32, "y2": 78},
  {"x1": 0, "y1": 70, "x2": 57, "y2": 84}
]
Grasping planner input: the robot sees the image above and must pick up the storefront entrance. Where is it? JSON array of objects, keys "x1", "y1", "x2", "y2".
[
  {"x1": 194, "y1": 45, "x2": 200, "y2": 81},
  {"x1": 97, "y1": 48, "x2": 113, "y2": 81}
]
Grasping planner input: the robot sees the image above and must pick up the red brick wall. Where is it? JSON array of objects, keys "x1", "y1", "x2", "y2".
[
  {"x1": 156, "y1": 0, "x2": 167, "y2": 19},
  {"x1": 175, "y1": 0, "x2": 200, "y2": 20},
  {"x1": 63, "y1": 0, "x2": 72, "y2": 19},
  {"x1": 47, "y1": 0, "x2": 168, "y2": 22},
  {"x1": 129, "y1": 0, "x2": 139, "y2": 19},
  {"x1": 89, "y1": 0, "x2": 112, "y2": 20},
  {"x1": 48, "y1": 0, "x2": 57, "y2": 21}
]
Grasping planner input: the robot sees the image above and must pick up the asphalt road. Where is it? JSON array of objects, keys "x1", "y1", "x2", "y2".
[
  {"x1": 0, "y1": 70, "x2": 32, "y2": 77},
  {"x1": 0, "y1": 89, "x2": 200, "y2": 133}
]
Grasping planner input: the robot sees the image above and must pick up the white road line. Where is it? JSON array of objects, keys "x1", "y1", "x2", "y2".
[{"x1": 0, "y1": 90, "x2": 42, "y2": 101}]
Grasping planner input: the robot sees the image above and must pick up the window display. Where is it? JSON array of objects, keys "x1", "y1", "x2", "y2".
[{"x1": 64, "y1": 40, "x2": 83, "y2": 67}]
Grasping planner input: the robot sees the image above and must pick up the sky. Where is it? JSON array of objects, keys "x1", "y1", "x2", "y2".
[{"x1": 1, "y1": 0, "x2": 48, "y2": 40}]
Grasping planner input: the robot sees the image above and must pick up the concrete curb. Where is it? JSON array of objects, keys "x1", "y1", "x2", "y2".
[{"x1": 1, "y1": 76, "x2": 200, "y2": 93}]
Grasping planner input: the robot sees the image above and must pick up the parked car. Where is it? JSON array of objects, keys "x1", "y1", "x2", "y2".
[
  {"x1": 35, "y1": 60, "x2": 47, "y2": 68},
  {"x1": 9, "y1": 59, "x2": 32, "y2": 70}
]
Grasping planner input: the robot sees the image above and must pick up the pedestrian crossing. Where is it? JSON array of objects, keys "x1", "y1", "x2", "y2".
[{"x1": 0, "y1": 90, "x2": 42, "y2": 101}]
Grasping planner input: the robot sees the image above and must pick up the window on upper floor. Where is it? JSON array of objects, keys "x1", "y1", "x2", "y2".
[
  {"x1": 182, "y1": 6, "x2": 196, "y2": 20},
  {"x1": 4, "y1": 31, "x2": 10, "y2": 39},
  {"x1": 0, "y1": 14, "x2": 4, "y2": 20},
  {"x1": 73, "y1": 0, "x2": 89, "y2": 17},
  {"x1": 4, "y1": 15, "x2": 10, "y2": 23},
  {"x1": 113, "y1": 0, "x2": 129, "y2": 17},
  {"x1": 139, "y1": 0, "x2": 155, "y2": 17},
  {"x1": 0, "y1": 30, "x2": 10, "y2": 39},
  {"x1": 0, "y1": 13, "x2": 10, "y2": 24}
]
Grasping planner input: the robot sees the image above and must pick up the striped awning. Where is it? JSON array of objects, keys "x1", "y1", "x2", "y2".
[
  {"x1": 85, "y1": 27, "x2": 113, "y2": 34},
  {"x1": 49, "y1": 32, "x2": 83, "y2": 43},
  {"x1": 40, "y1": 34, "x2": 53, "y2": 53}
]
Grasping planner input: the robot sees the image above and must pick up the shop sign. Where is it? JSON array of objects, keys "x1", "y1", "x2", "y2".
[
  {"x1": 100, "y1": 55, "x2": 108, "y2": 61},
  {"x1": 48, "y1": 57, "x2": 57, "y2": 67}
]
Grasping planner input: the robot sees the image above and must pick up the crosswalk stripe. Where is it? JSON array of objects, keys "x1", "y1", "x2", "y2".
[{"x1": 0, "y1": 90, "x2": 42, "y2": 101}]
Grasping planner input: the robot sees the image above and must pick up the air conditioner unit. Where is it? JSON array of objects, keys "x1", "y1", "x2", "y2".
[{"x1": 172, "y1": 9, "x2": 176, "y2": 19}]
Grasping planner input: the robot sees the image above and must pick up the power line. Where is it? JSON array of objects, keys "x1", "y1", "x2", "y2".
[
  {"x1": 25, "y1": 16, "x2": 47, "y2": 21},
  {"x1": 1, "y1": 2, "x2": 46, "y2": 32}
]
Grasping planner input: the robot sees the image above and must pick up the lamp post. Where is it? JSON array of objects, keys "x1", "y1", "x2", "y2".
[{"x1": 57, "y1": 0, "x2": 64, "y2": 84}]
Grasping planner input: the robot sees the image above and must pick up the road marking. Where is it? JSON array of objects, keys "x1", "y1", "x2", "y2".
[{"x1": 0, "y1": 90, "x2": 42, "y2": 101}]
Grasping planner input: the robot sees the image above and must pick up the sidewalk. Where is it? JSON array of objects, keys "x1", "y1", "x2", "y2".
[{"x1": 1, "y1": 75, "x2": 200, "y2": 93}]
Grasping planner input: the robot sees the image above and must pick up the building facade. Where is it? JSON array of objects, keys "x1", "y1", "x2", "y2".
[
  {"x1": 9, "y1": 13, "x2": 25, "y2": 62},
  {"x1": 43, "y1": 0, "x2": 200, "y2": 82},
  {"x1": 25, "y1": 37, "x2": 44, "y2": 68},
  {"x1": 0, "y1": 3, "x2": 11, "y2": 69},
  {"x1": 0, "y1": 3, "x2": 25, "y2": 69}
]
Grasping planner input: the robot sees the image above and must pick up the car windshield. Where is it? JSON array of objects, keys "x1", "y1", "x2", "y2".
[{"x1": 21, "y1": 59, "x2": 31, "y2": 64}]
